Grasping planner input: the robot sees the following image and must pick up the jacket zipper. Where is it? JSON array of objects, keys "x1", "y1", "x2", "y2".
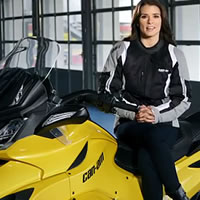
[{"x1": 141, "y1": 71, "x2": 145, "y2": 97}]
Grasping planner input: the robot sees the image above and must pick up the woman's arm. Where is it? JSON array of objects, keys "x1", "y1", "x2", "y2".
[
  {"x1": 98, "y1": 41, "x2": 137, "y2": 120},
  {"x1": 151, "y1": 46, "x2": 192, "y2": 123}
]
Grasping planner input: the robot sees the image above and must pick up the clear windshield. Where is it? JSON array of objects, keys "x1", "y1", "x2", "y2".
[
  {"x1": 0, "y1": 37, "x2": 66, "y2": 148},
  {"x1": 0, "y1": 37, "x2": 60, "y2": 80}
]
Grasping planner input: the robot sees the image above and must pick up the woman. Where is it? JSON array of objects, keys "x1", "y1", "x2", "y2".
[{"x1": 98, "y1": 0, "x2": 192, "y2": 200}]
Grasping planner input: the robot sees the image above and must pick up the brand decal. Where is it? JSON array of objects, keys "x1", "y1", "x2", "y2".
[
  {"x1": 83, "y1": 153, "x2": 104, "y2": 183},
  {"x1": 158, "y1": 68, "x2": 169, "y2": 73}
]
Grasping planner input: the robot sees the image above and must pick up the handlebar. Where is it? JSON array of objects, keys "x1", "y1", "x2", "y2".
[{"x1": 61, "y1": 89, "x2": 138, "y2": 113}]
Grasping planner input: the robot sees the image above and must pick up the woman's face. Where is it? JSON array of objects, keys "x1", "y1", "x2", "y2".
[{"x1": 139, "y1": 4, "x2": 162, "y2": 40}]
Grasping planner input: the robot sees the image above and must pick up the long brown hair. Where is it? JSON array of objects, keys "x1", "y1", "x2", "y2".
[{"x1": 125, "y1": 0, "x2": 176, "y2": 45}]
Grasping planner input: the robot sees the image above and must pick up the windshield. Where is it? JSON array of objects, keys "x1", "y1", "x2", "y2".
[
  {"x1": 0, "y1": 37, "x2": 64, "y2": 149},
  {"x1": 0, "y1": 37, "x2": 60, "y2": 80}
]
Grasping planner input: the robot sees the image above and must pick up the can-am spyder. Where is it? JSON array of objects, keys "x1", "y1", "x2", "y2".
[{"x1": 0, "y1": 37, "x2": 200, "y2": 200}]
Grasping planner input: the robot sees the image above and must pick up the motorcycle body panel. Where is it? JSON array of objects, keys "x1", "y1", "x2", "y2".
[
  {"x1": 18, "y1": 173, "x2": 71, "y2": 200},
  {"x1": 0, "y1": 161, "x2": 41, "y2": 198},
  {"x1": 71, "y1": 191, "x2": 113, "y2": 200},
  {"x1": 66, "y1": 122, "x2": 143, "y2": 200},
  {"x1": 0, "y1": 126, "x2": 88, "y2": 179},
  {"x1": 0, "y1": 120, "x2": 143, "y2": 199},
  {"x1": 1, "y1": 111, "x2": 200, "y2": 199},
  {"x1": 175, "y1": 152, "x2": 200, "y2": 197}
]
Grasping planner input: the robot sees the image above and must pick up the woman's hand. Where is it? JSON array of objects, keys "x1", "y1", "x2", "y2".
[{"x1": 136, "y1": 105, "x2": 155, "y2": 123}]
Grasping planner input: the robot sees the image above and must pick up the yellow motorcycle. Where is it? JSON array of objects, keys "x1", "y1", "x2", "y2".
[{"x1": 0, "y1": 37, "x2": 200, "y2": 200}]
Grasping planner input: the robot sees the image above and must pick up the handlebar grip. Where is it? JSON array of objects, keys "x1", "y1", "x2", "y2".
[
  {"x1": 96, "y1": 92, "x2": 138, "y2": 113},
  {"x1": 61, "y1": 90, "x2": 138, "y2": 113}
]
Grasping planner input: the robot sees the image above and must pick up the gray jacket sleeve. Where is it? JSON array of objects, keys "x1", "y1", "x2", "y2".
[
  {"x1": 151, "y1": 46, "x2": 192, "y2": 124},
  {"x1": 98, "y1": 41, "x2": 136, "y2": 120}
]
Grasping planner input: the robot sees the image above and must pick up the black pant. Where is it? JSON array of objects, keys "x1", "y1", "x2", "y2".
[{"x1": 115, "y1": 121, "x2": 180, "y2": 200}]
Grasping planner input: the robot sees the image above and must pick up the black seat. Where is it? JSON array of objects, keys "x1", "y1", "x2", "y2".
[
  {"x1": 115, "y1": 116, "x2": 200, "y2": 174},
  {"x1": 172, "y1": 120, "x2": 192, "y2": 161},
  {"x1": 115, "y1": 140, "x2": 139, "y2": 174},
  {"x1": 185, "y1": 112, "x2": 200, "y2": 156}
]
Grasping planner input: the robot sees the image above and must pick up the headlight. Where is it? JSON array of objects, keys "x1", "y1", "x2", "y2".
[{"x1": 0, "y1": 119, "x2": 24, "y2": 148}]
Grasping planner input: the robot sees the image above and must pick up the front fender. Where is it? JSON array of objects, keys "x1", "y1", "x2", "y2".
[{"x1": 0, "y1": 161, "x2": 42, "y2": 198}]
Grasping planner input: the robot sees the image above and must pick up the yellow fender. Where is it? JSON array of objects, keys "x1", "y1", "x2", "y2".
[{"x1": 0, "y1": 161, "x2": 41, "y2": 198}]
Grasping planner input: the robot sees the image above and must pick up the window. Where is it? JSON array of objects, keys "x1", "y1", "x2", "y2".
[
  {"x1": 0, "y1": 0, "x2": 32, "y2": 57},
  {"x1": 0, "y1": 0, "x2": 83, "y2": 95},
  {"x1": 175, "y1": 5, "x2": 200, "y2": 41},
  {"x1": 178, "y1": 45, "x2": 200, "y2": 81},
  {"x1": 93, "y1": 0, "x2": 134, "y2": 73},
  {"x1": 1, "y1": 0, "x2": 200, "y2": 91},
  {"x1": 171, "y1": 1, "x2": 200, "y2": 81}
]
